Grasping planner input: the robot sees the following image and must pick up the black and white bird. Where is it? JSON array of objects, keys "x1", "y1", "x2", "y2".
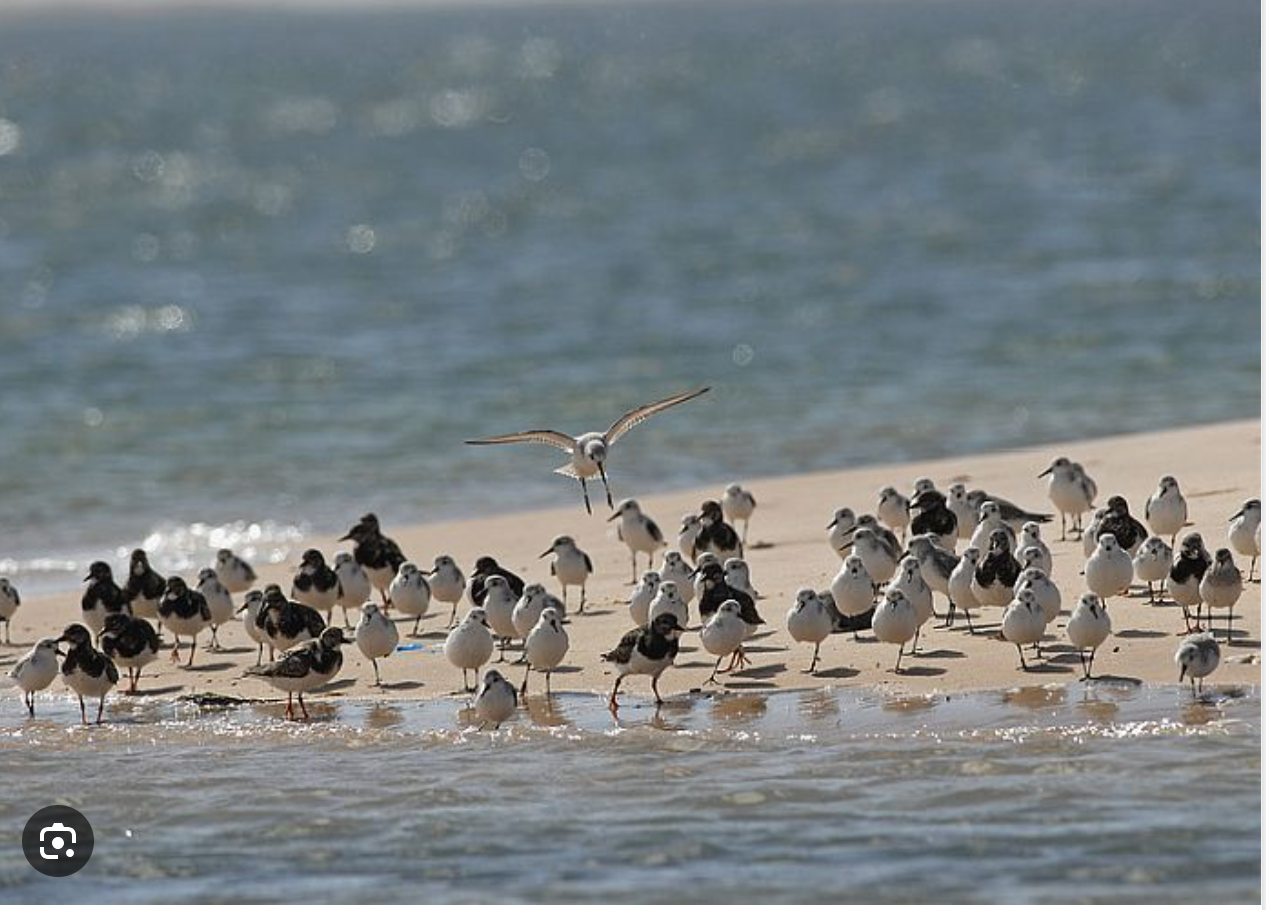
[
  {"x1": 0, "y1": 578, "x2": 20, "y2": 644},
  {"x1": 291, "y1": 549, "x2": 342, "y2": 625},
  {"x1": 248, "y1": 627, "x2": 350, "y2": 721},
  {"x1": 469, "y1": 556, "x2": 526, "y2": 607},
  {"x1": 157, "y1": 576, "x2": 212, "y2": 667},
  {"x1": 474, "y1": 668, "x2": 519, "y2": 729},
  {"x1": 1175, "y1": 633, "x2": 1220, "y2": 693},
  {"x1": 465, "y1": 387, "x2": 711, "y2": 514},
  {"x1": 354, "y1": 602, "x2": 399, "y2": 687},
  {"x1": 57, "y1": 623, "x2": 119, "y2": 724},
  {"x1": 100, "y1": 612, "x2": 161, "y2": 693},
  {"x1": 1145, "y1": 476, "x2": 1188, "y2": 545},
  {"x1": 602, "y1": 612, "x2": 685, "y2": 711},
  {"x1": 540, "y1": 535, "x2": 593, "y2": 612},
  {"x1": 196, "y1": 567, "x2": 236, "y2": 649},
  {"x1": 694, "y1": 500, "x2": 743, "y2": 561},
  {"x1": 339, "y1": 513, "x2": 407, "y2": 604},
  {"x1": 8, "y1": 637, "x2": 61, "y2": 717},
  {"x1": 81, "y1": 561, "x2": 130, "y2": 638},
  {"x1": 1228, "y1": 499, "x2": 1261, "y2": 583},
  {"x1": 972, "y1": 529, "x2": 1022, "y2": 607},
  {"x1": 908, "y1": 489, "x2": 958, "y2": 550},
  {"x1": 214, "y1": 548, "x2": 258, "y2": 595},
  {"x1": 609, "y1": 499, "x2": 666, "y2": 583},
  {"x1": 254, "y1": 584, "x2": 326, "y2": 659},
  {"x1": 521, "y1": 606, "x2": 569, "y2": 697},
  {"x1": 1098, "y1": 496, "x2": 1148, "y2": 554},
  {"x1": 964, "y1": 489, "x2": 1052, "y2": 529},
  {"x1": 1038, "y1": 457, "x2": 1097, "y2": 540},
  {"x1": 1166, "y1": 533, "x2": 1212, "y2": 632},
  {"x1": 333, "y1": 551, "x2": 372, "y2": 627},
  {"x1": 695, "y1": 561, "x2": 758, "y2": 625},
  {"x1": 389, "y1": 562, "x2": 433, "y2": 636},
  {"x1": 1200, "y1": 549, "x2": 1243, "y2": 643},
  {"x1": 427, "y1": 555, "x2": 467, "y2": 628},
  {"x1": 721, "y1": 483, "x2": 757, "y2": 545},
  {"x1": 124, "y1": 549, "x2": 166, "y2": 622}
]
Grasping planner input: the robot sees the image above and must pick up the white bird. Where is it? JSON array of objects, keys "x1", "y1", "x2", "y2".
[
  {"x1": 444, "y1": 607, "x2": 494, "y2": 692},
  {"x1": 946, "y1": 546, "x2": 982, "y2": 633},
  {"x1": 969, "y1": 501, "x2": 1016, "y2": 553},
  {"x1": 1199, "y1": 548, "x2": 1243, "y2": 643},
  {"x1": 1017, "y1": 522, "x2": 1052, "y2": 575},
  {"x1": 1001, "y1": 589, "x2": 1047, "y2": 670},
  {"x1": 196, "y1": 568, "x2": 236, "y2": 650},
  {"x1": 214, "y1": 548, "x2": 258, "y2": 594},
  {"x1": 1081, "y1": 508, "x2": 1110, "y2": 559},
  {"x1": 540, "y1": 535, "x2": 593, "y2": 613},
  {"x1": 721, "y1": 483, "x2": 758, "y2": 545},
  {"x1": 1084, "y1": 533, "x2": 1133, "y2": 601},
  {"x1": 481, "y1": 575, "x2": 521, "y2": 659},
  {"x1": 465, "y1": 387, "x2": 711, "y2": 514},
  {"x1": 886, "y1": 556, "x2": 934, "y2": 652},
  {"x1": 0, "y1": 578, "x2": 20, "y2": 644},
  {"x1": 826, "y1": 507, "x2": 858, "y2": 558},
  {"x1": 8, "y1": 637, "x2": 61, "y2": 717},
  {"x1": 511, "y1": 583, "x2": 564, "y2": 642},
  {"x1": 786, "y1": 589, "x2": 833, "y2": 673},
  {"x1": 628, "y1": 571, "x2": 660, "y2": 626},
  {"x1": 658, "y1": 551, "x2": 695, "y2": 604},
  {"x1": 876, "y1": 486, "x2": 910, "y2": 542},
  {"x1": 1228, "y1": 498, "x2": 1261, "y2": 583},
  {"x1": 1133, "y1": 536, "x2": 1173, "y2": 604},
  {"x1": 1013, "y1": 566, "x2": 1061, "y2": 628},
  {"x1": 946, "y1": 484, "x2": 978, "y2": 541},
  {"x1": 609, "y1": 499, "x2": 666, "y2": 583},
  {"x1": 473, "y1": 668, "x2": 518, "y2": 729},
  {"x1": 389, "y1": 562, "x2": 433, "y2": 636},
  {"x1": 723, "y1": 557, "x2": 758, "y2": 601},
  {"x1": 237, "y1": 589, "x2": 269, "y2": 665},
  {"x1": 850, "y1": 527, "x2": 898, "y2": 586},
  {"x1": 521, "y1": 606, "x2": 569, "y2": 696},
  {"x1": 871, "y1": 590, "x2": 918, "y2": 672},
  {"x1": 699, "y1": 599, "x2": 749, "y2": 684},
  {"x1": 1066, "y1": 593, "x2": 1111, "y2": 680},
  {"x1": 427, "y1": 556, "x2": 467, "y2": 629},
  {"x1": 677, "y1": 514, "x2": 703, "y2": 561},
  {"x1": 1144, "y1": 475, "x2": 1188, "y2": 544},
  {"x1": 829, "y1": 554, "x2": 874, "y2": 639},
  {"x1": 1038, "y1": 457, "x2": 1097, "y2": 540},
  {"x1": 354, "y1": 602, "x2": 399, "y2": 687},
  {"x1": 334, "y1": 551, "x2": 372, "y2": 627},
  {"x1": 647, "y1": 580, "x2": 689, "y2": 628},
  {"x1": 1175, "y1": 633, "x2": 1220, "y2": 693}
]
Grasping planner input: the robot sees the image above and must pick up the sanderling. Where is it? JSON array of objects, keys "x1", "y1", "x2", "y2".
[
  {"x1": 830, "y1": 554, "x2": 875, "y2": 639},
  {"x1": 658, "y1": 551, "x2": 696, "y2": 604},
  {"x1": 647, "y1": 580, "x2": 689, "y2": 628},
  {"x1": 908, "y1": 489, "x2": 958, "y2": 551},
  {"x1": 474, "y1": 668, "x2": 519, "y2": 729},
  {"x1": 1017, "y1": 522, "x2": 1052, "y2": 575},
  {"x1": 1013, "y1": 566, "x2": 1061, "y2": 632},
  {"x1": 215, "y1": 547, "x2": 258, "y2": 595},
  {"x1": 946, "y1": 546, "x2": 982, "y2": 632},
  {"x1": 196, "y1": 567, "x2": 236, "y2": 649},
  {"x1": 255, "y1": 584, "x2": 326, "y2": 657},
  {"x1": 695, "y1": 500, "x2": 743, "y2": 561},
  {"x1": 946, "y1": 484, "x2": 978, "y2": 541},
  {"x1": 57, "y1": 623, "x2": 119, "y2": 724},
  {"x1": 609, "y1": 499, "x2": 666, "y2": 583},
  {"x1": 1228, "y1": 498, "x2": 1261, "y2": 582},
  {"x1": 334, "y1": 551, "x2": 372, "y2": 627},
  {"x1": 628, "y1": 571, "x2": 660, "y2": 626},
  {"x1": 1167, "y1": 533, "x2": 1212, "y2": 631},
  {"x1": 972, "y1": 529, "x2": 1022, "y2": 607},
  {"x1": 158, "y1": 577, "x2": 212, "y2": 667},
  {"x1": 465, "y1": 386, "x2": 710, "y2": 514},
  {"x1": 721, "y1": 483, "x2": 758, "y2": 545},
  {"x1": 700, "y1": 600, "x2": 749, "y2": 684},
  {"x1": 849, "y1": 527, "x2": 899, "y2": 586},
  {"x1": 969, "y1": 502, "x2": 1017, "y2": 553},
  {"x1": 876, "y1": 486, "x2": 911, "y2": 543},
  {"x1": 482, "y1": 575, "x2": 521, "y2": 660},
  {"x1": 964, "y1": 489, "x2": 1052, "y2": 529},
  {"x1": 906, "y1": 534, "x2": 959, "y2": 622},
  {"x1": 826, "y1": 507, "x2": 858, "y2": 558},
  {"x1": 81, "y1": 561, "x2": 130, "y2": 638},
  {"x1": 1175, "y1": 633, "x2": 1220, "y2": 693},
  {"x1": 124, "y1": 549, "x2": 165, "y2": 622},
  {"x1": 786, "y1": 589, "x2": 834, "y2": 673},
  {"x1": 1001, "y1": 589, "x2": 1047, "y2": 670},
  {"x1": 291, "y1": 549, "x2": 342, "y2": 626},
  {"x1": 248, "y1": 627, "x2": 349, "y2": 721},
  {"x1": 1084, "y1": 533, "x2": 1134, "y2": 602},
  {"x1": 1038, "y1": 457, "x2": 1097, "y2": 540},
  {"x1": 511, "y1": 583, "x2": 564, "y2": 646},
  {"x1": 339, "y1": 513, "x2": 407, "y2": 603},
  {"x1": 236, "y1": 589, "x2": 269, "y2": 664},
  {"x1": 0, "y1": 578, "x2": 19, "y2": 644},
  {"x1": 1066, "y1": 593, "x2": 1111, "y2": 680},
  {"x1": 469, "y1": 557, "x2": 526, "y2": 606},
  {"x1": 444, "y1": 607, "x2": 494, "y2": 692},
  {"x1": 8, "y1": 638, "x2": 61, "y2": 717},
  {"x1": 1081, "y1": 507, "x2": 1110, "y2": 559},
  {"x1": 521, "y1": 606, "x2": 569, "y2": 696},
  {"x1": 1098, "y1": 496, "x2": 1148, "y2": 554},
  {"x1": 540, "y1": 535, "x2": 593, "y2": 612},
  {"x1": 1200, "y1": 549, "x2": 1243, "y2": 643},
  {"x1": 887, "y1": 556, "x2": 934, "y2": 652},
  {"x1": 677, "y1": 514, "x2": 703, "y2": 561},
  {"x1": 426, "y1": 555, "x2": 467, "y2": 628},
  {"x1": 723, "y1": 557, "x2": 758, "y2": 601},
  {"x1": 100, "y1": 612, "x2": 161, "y2": 694},
  {"x1": 354, "y1": 602, "x2": 399, "y2": 687},
  {"x1": 871, "y1": 589, "x2": 918, "y2": 672},
  {"x1": 1145, "y1": 476, "x2": 1188, "y2": 545},
  {"x1": 389, "y1": 562, "x2": 432, "y2": 636},
  {"x1": 602, "y1": 612, "x2": 685, "y2": 711},
  {"x1": 1132, "y1": 536, "x2": 1173, "y2": 604}
]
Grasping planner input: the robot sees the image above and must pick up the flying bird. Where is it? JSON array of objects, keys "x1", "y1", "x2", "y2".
[{"x1": 465, "y1": 387, "x2": 711, "y2": 514}]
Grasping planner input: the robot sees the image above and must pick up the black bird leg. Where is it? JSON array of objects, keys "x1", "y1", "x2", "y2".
[
  {"x1": 598, "y1": 464, "x2": 614, "y2": 509},
  {"x1": 579, "y1": 478, "x2": 592, "y2": 515}
]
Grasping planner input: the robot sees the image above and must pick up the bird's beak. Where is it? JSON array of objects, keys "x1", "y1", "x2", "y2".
[
  {"x1": 840, "y1": 526, "x2": 856, "y2": 536},
  {"x1": 235, "y1": 604, "x2": 248, "y2": 614},
  {"x1": 1178, "y1": 665, "x2": 1186, "y2": 682},
  {"x1": 338, "y1": 532, "x2": 354, "y2": 541},
  {"x1": 82, "y1": 573, "x2": 92, "y2": 581},
  {"x1": 55, "y1": 648, "x2": 67, "y2": 657},
  {"x1": 538, "y1": 548, "x2": 553, "y2": 559},
  {"x1": 826, "y1": 518, "x2": 837, "y2": 529},
  {"x1": 1037, "y1": 467, "x2": 1053, "y2": 478},
  {"x1": 1230, "y1": 509, "x2": 1245, "y2": 520},
  {"x1": 606, "y1": 511, "x2": 620, "y2": 522}
]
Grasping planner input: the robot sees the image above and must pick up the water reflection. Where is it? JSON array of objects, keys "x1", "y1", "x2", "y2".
[{"x1": 1001, "y1": 686, "x2": 1068, "y2": 710}]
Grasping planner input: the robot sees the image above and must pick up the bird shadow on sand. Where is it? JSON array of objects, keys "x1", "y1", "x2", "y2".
[
  {"x1": 741, "y1": 644, "x2": 785, "y2": 654},
  {"x1": 575, "y1": 608, "x2": 615, "y2": 617},
  {"x1": 1115, "y1": 629, "x2": 1169, "y2": 639},
  {"x1": 722, "y1": 680, "x2": 777, "y2": 690},
  {"x1": 810, "y1": 666, "x2": 860, "y2": 680},
  {"x1": 732, "y1": 662, "x2": 786, "y2": 680},
  {"x1": 208, "y1": 646, "x2": 255, "y2": 656},
  {"x1": 317, "y1": 678, "x2": 357, "y2": 693},
  {"x1": 378, "y1": 680, "x2": 425, "y2": 691},
  {"x1": 1087, "y1": 673, "x2": 1144, "y2": 686},
  {"x1": 894, "y1": 665, "x2": 946, "y2": 677},
  {"x1": 912, "y1": 648, "x2": 964, "y2": 660},
  {"x1": 188, "y1": 661, "x2": 236, "y2": 673},
  {"x1": 749, "y1": 540, "x2": 776, "y2": 550},
  {"x1": 1021, "y1": 662, "x2": 1073, "y2": 675},
  {"x1": 410, "y1": 631, "x2": 449, "y2": 641},
  {"x1": 548, "y1": 665, "x2": 583, "y2": 675},
  {"x1": 131, "y1": 684, "x2": 184, "y2": 696},
  {"x1": 676, "y1": 660, "x2": 714, "y2": 670}
]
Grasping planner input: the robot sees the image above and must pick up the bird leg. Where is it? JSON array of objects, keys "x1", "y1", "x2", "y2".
[
  {"x1": 894, "y1": 644, "x2": 904, "y2": 673},
  {"x1": 651, "y1": 674, "x2": 665, "y2": 706},
  {"x1": 169, "y1": 635, "x2": 181, "y2": 663},
  {"x1": 497, "y1": 637, "x2": 507, "y2": 663},
  {"x1": 256, "y1": 642, "x2": 264, "y2": 666},
  {"x1": 284, "y1": 693, "x2": 294, "y2": 720},
  {"x1": 96, "y1": 696, "x2": 106, "y2": 724},
  {"x1": 78, "y1": 695, "x2": 87, "y2": 725},
  {"x1": 186, "y1": 636, "x2": 197, "y2": 668},
  {"x1": 520, "y1": 665, "x2": 531, "y2": 697},
  {"x1": 448, "y1": 604, "x2": 459, "y2": 629},
  {"x1": 372, "y1": 658, "x2": 382, "y2": 687},
  {"x1": 705, "y1": 656, "x2": 724, "y2": 686},
  {"x1": 412, "y1": 616, "x2": 422, "y2": 637},
  {"x1": 209, "y1": 625, "x2": 221, "y2": 650},
  {"x1": 545, "y1": 670, "x2": 552, "y2": 696},
  {"x1": 579, "y1": 585, "x2": 586, "y2": 614},
  {"x1": 1227, "y1": 606, "x2": 1234, "y2": 644},
  {"x1": 1248, "y1": 556, "x2": 1257, "y2": 584},
  {"x1": 911, "y1": 626, "x2": 922, "y2": 654},
  {"x1": 608, "y1": 676, "x2": 623, "y2": 713},
  {"x1": 1016, "y1": 644, "x2": 1029, "y2": 670},
  {"x1": 807, "y1": 642, "x2": 821, "y2": 674},
  {"x1": 297, "y1": 693, "x2": 310, "y2": 721},
  {"x1": 598, "y1": 463, "x2": 614, "y2": 509},
  {"x1": 579, "y1": 478, "x2": 592, "y2": 515},
  {"x1": 1059, "y1": 513, "x2": 1067, "y2": 542}
]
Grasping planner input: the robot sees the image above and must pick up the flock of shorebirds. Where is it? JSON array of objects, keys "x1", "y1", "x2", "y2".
[{"x1": 1, "y1": 388, "x2": 1260, "y2": 727}]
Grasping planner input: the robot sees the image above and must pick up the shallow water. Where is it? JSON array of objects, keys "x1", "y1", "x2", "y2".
[
  {"x1": 0, "y1": 0, "x2": 1260, "y2": 593},
  {"x1": 0, "y1": 684, "x2": 1258, "y2": 902}
]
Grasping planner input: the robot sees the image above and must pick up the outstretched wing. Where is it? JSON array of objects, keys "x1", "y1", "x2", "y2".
[
  {"x1": 605, "y1": 387, "x2": 710, "y2": 444},
  {"x1": 464, "y1": 430, "x2": 575, "y2": 452}
]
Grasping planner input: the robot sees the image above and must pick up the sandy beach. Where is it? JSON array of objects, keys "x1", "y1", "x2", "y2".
[{"x1": 9, "y1": 419, "x2": 1260, "y2": 708}]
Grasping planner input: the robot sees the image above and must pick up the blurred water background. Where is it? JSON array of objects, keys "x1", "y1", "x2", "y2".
[{"x1": 0, "y1": 0, "x2": 1258, "y2": 591}]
